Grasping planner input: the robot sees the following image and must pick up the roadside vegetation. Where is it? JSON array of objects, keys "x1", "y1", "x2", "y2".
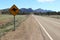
[
  {"x1": 0, "y1": 15, "x2": 28, "y2": 38},
  {"x1": 34, "y1": 12, "x2": 60, "y2": 19},
  {"x1": 2, "y1": 10, "x2": 60, "y2": 19},
  {"x1": 43, "y1": 15, "x2": 60, "y2": 19}
]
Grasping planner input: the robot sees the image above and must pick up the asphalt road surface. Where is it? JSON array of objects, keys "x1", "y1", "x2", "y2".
[
  {"x1": 1, "y1": 15, "x2": 60, "y2": 40},
  {"x1": 32, "y1": 15, "x2": 60, "y2": 40}
]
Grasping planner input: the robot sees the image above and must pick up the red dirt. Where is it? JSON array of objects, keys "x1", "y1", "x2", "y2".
[
  {"x1": 0, "y1": 18, "x2": 12, "y2": 26},
  {"x1": 1, "y1": 16, "x2": 44, "y2": 40}
]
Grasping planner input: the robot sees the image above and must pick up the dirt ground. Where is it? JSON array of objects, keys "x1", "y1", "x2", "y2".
[{"x1": 1, "y1": 16, "x2": 44, "y2": 40}]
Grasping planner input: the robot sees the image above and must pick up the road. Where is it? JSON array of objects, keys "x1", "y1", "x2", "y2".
[
  {"x1": 1, "y1": 15, "x2": 60, "y2": 40},
  {"x1": 32, "y1": 15, "x2": 60, "y2": 40}
]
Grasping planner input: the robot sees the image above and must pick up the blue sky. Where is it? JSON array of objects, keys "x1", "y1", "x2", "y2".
[{"x1": 0, "y1": 0, "x2": 60, "y2": 11}]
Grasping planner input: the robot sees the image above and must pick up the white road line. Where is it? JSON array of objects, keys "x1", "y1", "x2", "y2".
[{"x1": 32, "y1": 15, "x2": 53, "y2": 40}]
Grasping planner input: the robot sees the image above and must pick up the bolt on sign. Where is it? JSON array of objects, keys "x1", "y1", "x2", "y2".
[{"x1": 9, "y1": 4, "x2": 19, "y2": 16}]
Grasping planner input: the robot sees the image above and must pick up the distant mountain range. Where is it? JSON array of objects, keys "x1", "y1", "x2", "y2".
[{"x1": 1, "y1": 8, "x2": 54, "y2": 13}]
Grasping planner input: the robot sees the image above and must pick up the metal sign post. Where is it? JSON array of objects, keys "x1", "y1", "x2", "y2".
[
  {"x1": 9, "y1": 4, "x2": 19, "y2": 31},
  {"x1": 14, "y1": 16, "x2": 15, "y2": 31}
]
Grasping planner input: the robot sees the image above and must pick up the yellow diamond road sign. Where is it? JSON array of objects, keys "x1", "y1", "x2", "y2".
[{"x1": 9, "y1": 5, "x2": 19, "y2": 16}]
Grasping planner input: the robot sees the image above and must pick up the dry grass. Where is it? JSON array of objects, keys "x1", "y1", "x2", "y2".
[
  {"x1": 0, "y1": 15, "x2": 28, "y2": 38},
  {"x1": 41, "y1": 15, "x2": 60, "y2": 19}
]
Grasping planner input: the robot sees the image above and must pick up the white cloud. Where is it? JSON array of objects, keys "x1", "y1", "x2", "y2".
[{"x1": 37, "y1": 0, "x2": 55, "y2": 3}]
